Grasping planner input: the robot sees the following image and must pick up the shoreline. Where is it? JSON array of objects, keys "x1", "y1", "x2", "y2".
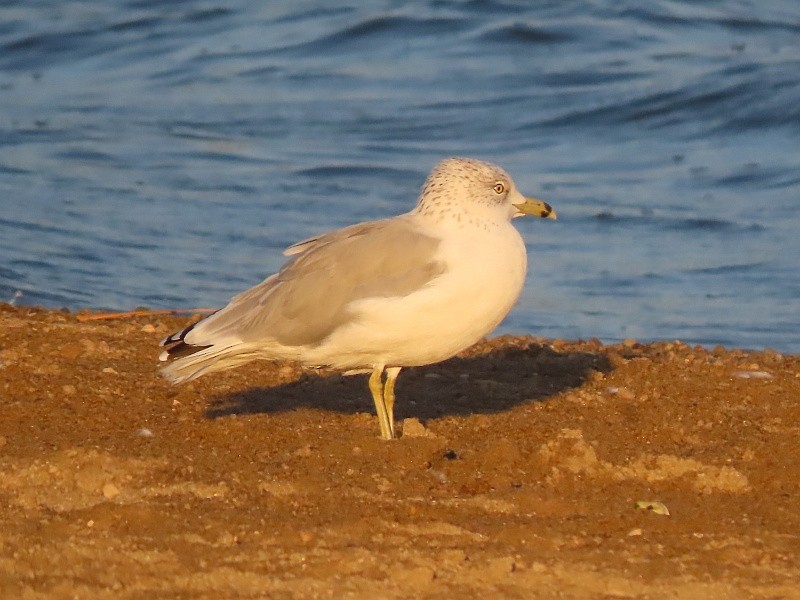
[{"x1": 12, "y1": 300, "x2": 795, "y2": 355}]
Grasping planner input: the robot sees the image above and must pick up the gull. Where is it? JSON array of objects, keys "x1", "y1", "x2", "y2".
[{"x1": 159, "y1": 157, "x2": 556, "y2": 439}]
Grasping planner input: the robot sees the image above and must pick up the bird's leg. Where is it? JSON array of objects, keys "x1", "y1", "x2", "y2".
[
  {"x1": 369, "y1": 365, "x2": 394, "y2": 440},
  {"x1": 383, "y1": 367, "x2": 401, "y2": 438}
]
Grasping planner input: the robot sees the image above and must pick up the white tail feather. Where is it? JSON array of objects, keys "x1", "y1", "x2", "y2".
[{"x1": 160, "y1": 344, "x2": 257, "y2": 383}]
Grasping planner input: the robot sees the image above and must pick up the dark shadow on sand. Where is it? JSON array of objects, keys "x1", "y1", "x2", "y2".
[{"x1": 205, "y1": 342, "x2": 612, "y2": 421}]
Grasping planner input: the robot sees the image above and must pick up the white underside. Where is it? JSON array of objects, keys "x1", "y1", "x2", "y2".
[{"x1": 259, "y1": 215, "x2": 528, "y2": 370}]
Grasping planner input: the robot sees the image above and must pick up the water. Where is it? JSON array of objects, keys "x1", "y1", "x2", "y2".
[{"x1": 1, "y1": 1, "x2": 799, "y2": 352}]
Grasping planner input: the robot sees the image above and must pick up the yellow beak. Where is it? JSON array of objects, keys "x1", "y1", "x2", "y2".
[{"x1": 513, "y1": 197, "x2": 557, "y2": 219}]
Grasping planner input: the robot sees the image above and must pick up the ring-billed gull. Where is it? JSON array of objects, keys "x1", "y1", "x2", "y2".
[{"x1": 159, "y1": 157, "x2": 556, "y2": 439}]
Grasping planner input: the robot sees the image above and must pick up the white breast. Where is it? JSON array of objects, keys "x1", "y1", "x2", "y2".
[{"x1": 306, "y1": 216, "x2": 529, "y2": 370}]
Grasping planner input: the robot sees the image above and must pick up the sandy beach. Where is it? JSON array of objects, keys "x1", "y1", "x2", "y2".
[{"x1": 1, "y1": 303, "x2": 798, "y2": 598}]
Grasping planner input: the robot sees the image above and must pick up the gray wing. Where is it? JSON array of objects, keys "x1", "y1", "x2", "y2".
[{"x1": 180, "y1": 215, "x2": 445, "y2": 349}]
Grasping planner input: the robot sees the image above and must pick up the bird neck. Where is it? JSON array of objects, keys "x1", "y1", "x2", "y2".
[{"x1": 413, "y1": 198, "x2": 509, "y2": 232}]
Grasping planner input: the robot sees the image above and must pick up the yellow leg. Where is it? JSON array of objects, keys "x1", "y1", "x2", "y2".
[
  {"x1": 369, "y1": 365, "x2": 394, "y2": 440},
  {"x1": 383, "y1": 367, "x2": 401, "y2": 438}
]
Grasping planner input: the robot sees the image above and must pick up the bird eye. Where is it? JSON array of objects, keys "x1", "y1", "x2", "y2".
[{"x1": 493, "y1": 182, "x2": 506, "y2": 195}]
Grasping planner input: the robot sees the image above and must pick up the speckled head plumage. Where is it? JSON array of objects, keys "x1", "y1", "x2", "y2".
[
  {"x1": 414, "y1": 157, "x2": 555, "y2": 224},
  {"x1": 421, "y1": 157, "x2": 513, "y2": 194},
  {"x1": 416, "y1": 157, "x2": 511, "y2": 212}
]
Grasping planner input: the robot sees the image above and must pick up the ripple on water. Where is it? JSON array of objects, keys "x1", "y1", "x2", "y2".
[{"x1": 1, "y1": 2, "x2": 798, "y2": 351}]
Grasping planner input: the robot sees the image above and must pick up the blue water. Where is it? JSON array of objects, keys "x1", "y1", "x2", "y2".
[{"x1": 1, "y1": 1, "x2": 799, "y2": 352}]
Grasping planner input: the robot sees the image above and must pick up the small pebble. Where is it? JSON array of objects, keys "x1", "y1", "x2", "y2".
[
  {"x1": 635, "y1": 500, "x2": 670, "y2": 516},
  {"x1": 102, "y1": 483, "x2": 120, "y2": 500},
  {"x1": 733, "y1": 370, "x2": 773, "y2": 379},
  {"x1": 627, "y1": 528, "x2": 643, "y2": 537},
  {"x1": 140, "y1": 324, "x2": 156, "y2": 333},
  {"x1": 137, "y1": 428, "x2": 154, "y2": 438},
  {"x1": 292, "y1": 445, "x2": 312, "y2": 457},
  {"x1": 102, "y1": 367, "x2": 118, "y2": 375},
  {"x1": 402, "y1": 418, "x2": 434, "y2": 438},
  {"x1": 299, "y1": 531, "x2": 314, "y2": 544}
]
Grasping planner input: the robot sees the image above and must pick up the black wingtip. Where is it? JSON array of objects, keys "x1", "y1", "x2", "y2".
[
  {"x1": 160, "y1": 321, "x2": 198, "y2": 347},
  {"x1": 159, "y1": 317, "x2": 215, "y2": 363},
  {"x1": 161, "y1": 340, "x2": 211, "y2": 361}
]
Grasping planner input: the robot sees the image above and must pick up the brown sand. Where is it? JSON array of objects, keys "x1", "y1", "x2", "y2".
[{"x1": 1, "y1": 303, "x2": 798, "y2": 598}]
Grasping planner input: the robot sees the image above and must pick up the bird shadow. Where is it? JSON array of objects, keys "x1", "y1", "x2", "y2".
[{"x1": 204, "y1": 341, "x2": 612, "y2": 421}]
